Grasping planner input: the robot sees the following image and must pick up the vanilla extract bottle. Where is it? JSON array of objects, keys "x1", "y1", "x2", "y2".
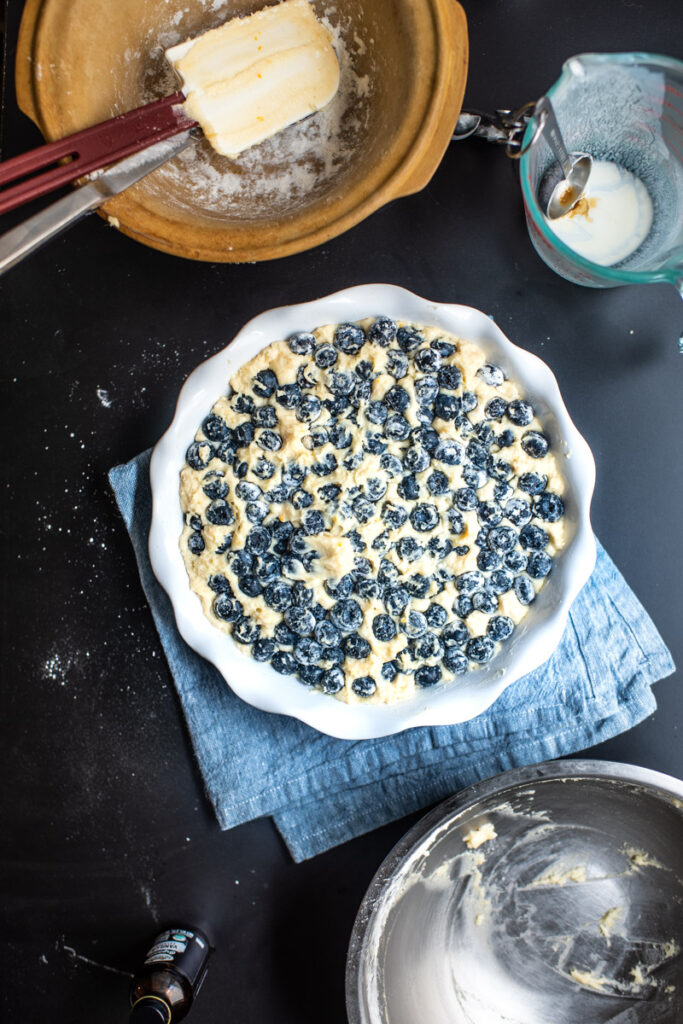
[{"x1": 130, "y1": 926, "x2": 211, "y2": 1023}]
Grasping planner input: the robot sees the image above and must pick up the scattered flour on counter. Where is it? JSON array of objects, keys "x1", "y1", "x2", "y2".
[{"x1": 96, "y1": 387, "x2": 113, "y2": 408}]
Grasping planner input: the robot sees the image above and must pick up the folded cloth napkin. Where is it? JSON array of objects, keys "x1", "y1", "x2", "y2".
[{"x1": 109, "y1": 450, "x2": 675, "y2": 862}]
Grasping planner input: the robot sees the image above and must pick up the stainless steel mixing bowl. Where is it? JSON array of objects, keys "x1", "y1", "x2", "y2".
[{"x1": 346, "y1": 760, "x2": 683, "y2": 1024}]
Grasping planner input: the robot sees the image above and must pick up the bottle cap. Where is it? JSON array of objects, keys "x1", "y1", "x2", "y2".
[{"x1": 130, "y1": 997, "x2": 172, "y2": 1023}]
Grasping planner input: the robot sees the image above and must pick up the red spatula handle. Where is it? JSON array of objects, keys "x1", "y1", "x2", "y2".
[{"x1": 0, "y1": 91, "x2": 197, "y2": 215}]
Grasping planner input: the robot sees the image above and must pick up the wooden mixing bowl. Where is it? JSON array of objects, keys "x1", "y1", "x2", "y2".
[{"x1": 16, "y1": 0, "x2": 468, "y2": 263}]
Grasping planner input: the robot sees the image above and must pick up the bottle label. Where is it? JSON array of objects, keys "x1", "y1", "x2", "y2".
[{"x1": 143, "y1": 927, "x2": 210, "y2": 986}]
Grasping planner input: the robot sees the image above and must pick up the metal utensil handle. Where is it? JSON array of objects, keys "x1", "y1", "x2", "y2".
[
  {"x1": 532, "y1": 96, "x2": 573, "y2": 179},
  {"x1": 0, "y1": 184, "x2": 104, "y2": 275}
]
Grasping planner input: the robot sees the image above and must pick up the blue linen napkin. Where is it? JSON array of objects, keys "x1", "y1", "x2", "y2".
[{"x1": 109, "y1": 450, "x2": 675, "y2": 862}]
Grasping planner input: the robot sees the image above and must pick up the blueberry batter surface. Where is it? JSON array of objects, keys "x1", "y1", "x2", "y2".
[{"x1": 179, "y1": 318, "x2": 566, "y2": 704}]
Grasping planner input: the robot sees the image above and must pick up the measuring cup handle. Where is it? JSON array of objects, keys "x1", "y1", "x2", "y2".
[{"x1": 533, "y1": 96, "x2": 573, "y2": 179}]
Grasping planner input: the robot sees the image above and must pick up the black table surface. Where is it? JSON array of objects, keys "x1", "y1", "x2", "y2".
[{"x1": 2, "y1": 1, "x2": 682, "y2": 1021}]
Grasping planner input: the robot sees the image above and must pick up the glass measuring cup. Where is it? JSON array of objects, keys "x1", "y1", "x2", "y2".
[{"x1": 519, "y1": 53, "x2": 683, "y2": 298}]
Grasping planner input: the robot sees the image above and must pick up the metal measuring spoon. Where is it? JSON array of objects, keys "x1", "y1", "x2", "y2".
[{"x1": 535, "y1": 96, "x2": 592, "y2": 219}]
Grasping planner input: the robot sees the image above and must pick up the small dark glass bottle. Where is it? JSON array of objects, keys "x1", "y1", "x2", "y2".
[{"x1": 130, "y1": 926, "x2": 211, "y2": 1023}]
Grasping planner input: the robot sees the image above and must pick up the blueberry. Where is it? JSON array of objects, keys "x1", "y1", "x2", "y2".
[
  {"x1": 385, "y1": 414, "x2": 411, "y2": 441},
  {"x1": 487, "y1": 615, "x2": 514, "y2": 641},
  {"x1": 431, "y1": 338, "x2": 456, "y2": 358},
  {"x1": 371, "y1": 614, "x2": 397, "y2": 642},
  {"x1": 514, "y1": 575, "x2": 536, "y2": 605},
  {"x1": 233, "y1": 617, "x2": 261, "y2": 644},
  {"x1": 415, "y1": 376, "x2": 439, "y2": 404},
  {"x1": 519, "y1": 472, "x2": 548, "y2": 495},
  {"x1": 253, "y1": 369, "x2": 278, "y2": 399},
  {"x1": 346, "y1": 529, "x2": 366, "y2": 552},
  {"x1": 274, "y1": 623, "x2": 297, "y2": 647},
  {"x1": 245, "y1": 526, "x2": 270, "y2": 555},
  {"x1": 234, "y1": 394, "x2": 255, "y2": 414},
  {"x1": 327, "y1": 370, "x2": 355, "y2": 395},
  {"x1": 257, "y1": 429, "x2": 283, "y2": 452},
  {"x1": 206, "y1": 500, "x2": 234, "y2": 526},
  {"x1": 234, "y1": 481, "x2": 260, "y2": 502},
  {"x1": 315, "y1": 344, "x2": 337, "y2": 368},
  {"x1": 381, "y1": 660, "x2": 399, "y2": 681},
  {"x1": 434, "y1": 440, "x2": 462, "y2": 466},
  {"x1": 352, "y1": 379, "x2": 372, "y2": 405},
  {"x1": 320, "y1": 666, "x2": 345, "y2": 694},
  {"x1": 476, "y1": 363, "x2": 504, "y2": 387},
  {"x1": 284, "y1": 606, "x2": 316, "y2": 637},
  {"x1": 315, "y1": 620, "x2": 342, "y2": 648},
  {"x1": 406, "y1": 574, "x2": 431, "y2": 599},
  {"x1": 386, "y1": 350, "x2": 409, "y2": 379},
  {"x1": 343, "y1": 634, "x2": 372, "y2": 659},
  {"x1": 324, "y1": 646, "x2": 345, "y2": 667},
  {"x1": 416, "y1": 405, "x2": 435, "y2": 425},
  {"x1": 464, "y1": 636, "x2": 494, "y2": 663},
  {"x1": 329, "y1": 424, "x2": 353, "y2": 449},
  {"x1": 434, "y1": 392, "x2": 460, "y2": 421},
  {"x1": 485, "y1": 397, "x2": 508, "y2": 420},
  {"x1": 352, "y1": 676, "x2": 377, "y2": 697},
  {"x1": 425, "y1": 604, "x2": 448, "y2": 629},
  {"x1": 334, "y1": 322, "x2": 365, "y2": 354},
  {"x1": 404, "y1": 446, "x2": 431, "y2": 473},
  {"x1": 380, "y1": 453, "x2": 404, "y2": 478},
  {"x1": 298, "y1": 664, "x2": 323, "y2": 687},
  {"x1": 398, "y1": 475, "x2": 420, "y2": 501},
  {"x1": 353, "y1": 495, "x2": 375, "y2": 523},
  {"x1": 477, "y1": 501, "x2": 502, "y2": 527},
  {"x1": 378, "y1": 559, "x2": 400, "y2": 585},
  {"x1": 252, "y1": 456, "x2": 275, "y2": 480},
  {"x1": 533, "y1": 492, "x2": 565, "y2": 522},
  {"x1": 264, "y1": 580, "x2": 294, "y2": 611},
  {"x1": 318, "y1": 483, "x2": 341, "y2": 503},
  {"x1": 489, "y1": 568, "x2": 514, "y2": 595},
  {"x1": 364, "y1": 433, "x2": 387, "y2": 455},
  {"x1": 291, "y1": 489, "x2": 313, "y2": 511},
  {"x1": 202, "y1": 414, "x2": 231, "y2": 443},
  {"x1": 366, "y1": 400, "x2": 388, "y2": 425},
  {"x1": 454, "y1": 544, "x2": 470, "y2": 556},
  {"x1": 507, "y1": 399, "x2": 534, "y2": 426},
  {"x1": 461, "y1": 391, "x2": 478, "y2": 412},
  {"x1": 472, "y1": 590, "x2": 498, "y2": 614},
  {"x1": 297, "y1": 365, "x2": 317, "y2": 391},
  {"x1": 294, "y1": 395, "x2": 321, "y2": 424},
  {"x1": 355, "y1": 577, "x2": 382, "y2": 600},
  {"x1": 294, "y1": 637, "x2": 323, "y2": 665},
  {"x1": 437, "y1": 365, "x2": 462, "y2": 390},
  {"x1": 505, "y1": 498, "x2": 532, "y2": 527},
  {"x1": 330, "y1": 599, "x2": 363, "y2": 634},
  {"x1": 245, "y1": 501, "x2": 269, "y2": 526},
  {"x1": 272, "y1": 650, "x2": 297, "y2": 675},
  {"x1": 324, "y1": 395, "x2": 349, "y2": 417},
  {"x1": 477, "y1": 548, "x2": 502, "y2": 572},
  {"x1": 213, "y1": 594, "x2": 242, "y2": 622},
  {"x1": 456, "y1": 571, "x2": 485, "y2": 596},
  {"x1": 462, "y1": 465, "x2": 487, "y2": 489},
  {"x1": 231, "y1": 549, "x2": 255, "y2": 575},
  {"x1": 505, "y1": 549, "x2": 528, "y2": 572},
  {"x1": 238, "y1": 576, "x2": 263, "y2": 598},
  {"x1": 426, "y1": 471, "x2": 449, "y2": 496},
  {"x1": 187, "y1": 532, "x2": 205, "y2": 555},
  {"x1": 519, "y1": 524, "x2": 549, "y2": 550},
  {"x1": 252, "y1": 405, "x2": 278, "y2": 429},
  {"x1": 343, "y1": 453, "x2": 364, "y2": 472},
  {"x1": 288, "y1": 331, "x2": 316, "y2": 355},
  {"x1": 384, "y1": 586, "x2": 410, "y2": 616},
  {"x1": 443, "y1": 648, "x2": 468, "y2": 674},
  {"x1": 447, "y1": 509, "x2": 466, "y2": 536},
  {"x1": 487, "y1": 526, "x2": 517, "y2": 554},
  {"x1": 277, "y1": 384, "x2": 303, "y2": 410},
  {"x1": 455, "y1": 487, "x2": 478, "y2": 512},
  {"x1": 368, "y1": 317, "x2": 397, "y2": 346},
  {"x1": 401, "y1": 610, "x2": 428, "y2": 637},
  {"x1": 302, "y1": 509, "x2": 325, "y2": 535},
  {"x1": 487, "y1": 456, "x2": 513, "y2": 482},
  {"x1": 253, "y1": 638, "x2": 276, "y2": 662},
  {"x1": 415, "y1": 426, "x2": 440, "y2": 453},
  {"x1": 527, "y1": 551, "x2": 553, "y2": 578},
  {"x1": 410, "y1": 503, "x2": 439, "y2": 532},
  {"x1": 202, "y1": 478, "x2": 229, "y2": 501},
  {"x1": 397, "y1": 536, "x2": 425, "y2": 562},
  {"x1": 494, "y1": 481, "x2": 514, "y2": 503},
  {"x1": 312, "y1": 452, "x2": 338, "y2": 477},
  {"x1": 415, "y1": 665, "x2": 442, "y2": 687},
  {"x1": 186, "y1": 440, "x2": 214, "y2": 470},
  {"x1": 411, "y1": 632, "x2": 443, "y2": 660},
  {"x1": 521, "y1": 430, "x2": 549, "y2": 458},
  {"x1": 366, "y1": 477, "x2": 388, "y2": 501},
  {"x1": 396, "y1": 326, "x2": 423, "y2": 352},
  {"x1": 442, "y1": 620, "x2": 469, "y2": 647},
  {"x1": 414, "y1": 347, "x2": 442, "y2": 373},
  {"x1": 255, "y1": 554, "x2": 281, "y2": 583},
  {"x1": 289, "y1": 531, "x2": 310, "y2": 558},
  {"x1": 497, "y1": 429, "x2": 515, "y2": 448}
]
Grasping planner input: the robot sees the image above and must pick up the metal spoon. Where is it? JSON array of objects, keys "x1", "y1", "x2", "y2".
[{"x1": 535, "y1": 96, "x2": 592, "y2": 219}]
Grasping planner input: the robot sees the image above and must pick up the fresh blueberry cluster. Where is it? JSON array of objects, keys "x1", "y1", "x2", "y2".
[{"x1": 181, "y1": 317, "x2": 565, "y2": 702}]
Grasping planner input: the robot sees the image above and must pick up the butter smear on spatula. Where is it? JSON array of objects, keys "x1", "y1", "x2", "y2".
[{"x1": 165, "y1": 0, "x2": 340, "y2": 158}]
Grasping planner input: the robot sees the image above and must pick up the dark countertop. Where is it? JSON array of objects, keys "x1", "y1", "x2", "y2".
[{"x1": 1, "y1": 1, "x2": 681, "y2": 1021}]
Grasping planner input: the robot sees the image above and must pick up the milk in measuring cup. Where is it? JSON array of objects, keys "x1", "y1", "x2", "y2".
[{"x1": 544, "y1": 161, "x2": 653, "y2": 266}]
